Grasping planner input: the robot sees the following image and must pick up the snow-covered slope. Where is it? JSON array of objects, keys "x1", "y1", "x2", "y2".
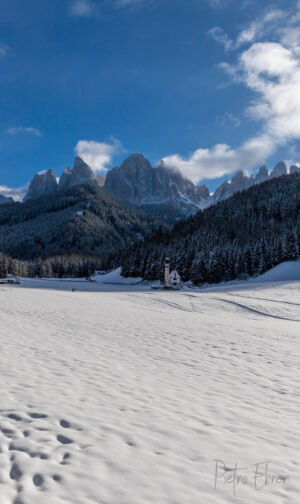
[
  {"x1": 93, "y1": 267, "x2": 143, "y2": 285},
  {"x1": 250, "y1": 259, "x2": 300, "y2": 283},
  {"x1": 0, "y1": 278, "x2": 299, "y2": 503},
  {"x1": 200, "y1": 259, "x2": 300, "y2": 291}
]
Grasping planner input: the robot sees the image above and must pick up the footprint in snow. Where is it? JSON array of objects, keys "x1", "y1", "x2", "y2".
[
  {"x1": 60, "y1": 419, "x2": 71, "y2": 428},
  {"x1": 57, "y1": 434, "x2": 73, "y2": 445},
  {"x1": 0, "y1": 409, "x2": 82, "y2": 500},
  {"x1": 33, "y1": 473, "x2": 44, "y2": 487},
  {"x1": 29, "y1": 413, "x2": 48, "y2": 419}
]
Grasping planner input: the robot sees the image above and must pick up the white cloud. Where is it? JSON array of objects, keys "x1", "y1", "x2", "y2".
[
  {"x1": 239, "y1": 42, "x2": 300, "y2": 144},
  {"x1": 236, "y1": 8, "x2": 286, "y2": 48},
  {"x1": 161, "y1": 136, "x2": 274, "y2": 183},
  {"x1": 281, "y1": 27, "x2": 300, "y2": 54},
  {"x1": 7, "y1": 126, "x2": 42, "y2": 137},
  {"x1": 0, "y1": 185, "x2": 28, "y2": 202},
  {"x1": 70, "y1": 0, "x2": 93, "y2": 16},
  {"x1": 162, "y1": 4, "x2": 300, "y2": 183},
  {"x1": 74, "y1": 138, "x2": 123, "y2": 173},
  {"x1": 208, "y1": 8, "x2": 287, "y2": 51}
]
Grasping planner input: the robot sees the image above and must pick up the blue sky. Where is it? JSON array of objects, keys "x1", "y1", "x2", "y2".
[{"x1": 0, "y1": 0, "x2": 300, "y2": 197}]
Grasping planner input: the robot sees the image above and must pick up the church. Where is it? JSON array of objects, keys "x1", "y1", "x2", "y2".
[{"x1": 164, "y1": 258, "x2": 181, "y2": 290}]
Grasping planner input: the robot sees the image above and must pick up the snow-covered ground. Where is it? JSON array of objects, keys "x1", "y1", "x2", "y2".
[
  {"x1": 93, "y1": 267, "x2": 143, "y2": 285},
  {"x1": 0, "y1": 266, "x2": 300, "y2": 503},
  {"x1": 250, "y1": 258, "x2": 300, "y2": 282}
]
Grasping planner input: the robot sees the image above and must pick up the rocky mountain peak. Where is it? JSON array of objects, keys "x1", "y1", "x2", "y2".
[
  {"x1": 123, "y1": 153, "x2": 148, "y2": 162},
  {"x1": 213, "y1": 180, "x2": 231, "y2": 202},
  {"x1": 270, "y1": 161, "x2": 287, "y2": 179},
  {"x1": 118, "y1": 153, "x2": 153, "y2": 189},
  {"x1": 57, "y1": 157, "x2": 97, "y2": 192},
  {"x1": 231, "y1": 170, "x2": 253, "y2": 191},
  {"x1": 74, "y1": 155, "x2": 91, "y2": 171},
  {"x1": 105, "y1": 154, "x2": 153, "y2": 203},
  {"x1": 24, "y1": 169, "x2": 58, "y2": 201},
  {"x1": 58, "y1": 166, "x2": 72, "y2": 191},
  {"x1": 214, "y1": 170, "x2": 253, "y2": 202},
  {"x1": 104, "y1": 154, "x2": 210, "y2": 223},
  {"x1": 69, "y1": 156, "x2": 95, "y2": 187},
  {"x1": 255, "y1": 165, "x2": 269, "y2": 183},
  {"x1": 24, "y1": 157, "x2": 104, "y2": 201}
]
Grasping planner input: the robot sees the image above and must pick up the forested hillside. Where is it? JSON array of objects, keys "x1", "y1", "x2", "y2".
[
  {"x1": 112, "y1": 173, "x2": 300, "y2": 284},
  {"x1": 0, "y1": 184, "x2": 164, "y2": 261}
]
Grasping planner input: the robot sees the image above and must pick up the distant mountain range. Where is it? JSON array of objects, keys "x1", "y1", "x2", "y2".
[
  {"x1": 3, "y1": 152, "x2": 299, "y2": 224},
  {"x1": 0, "y1": 154, "x2": 299, "y2": 272},
  {"x1": 20, "y1": 153, "x2": 210, "y2": 223},
  {"x1": 213, "y1": 161, "x2": 298, "y2": 202}
]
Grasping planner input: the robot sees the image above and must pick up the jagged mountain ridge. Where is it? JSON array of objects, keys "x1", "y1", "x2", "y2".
[
  {"x1": 58, "y1": 156, "x2": 105, "y2": 191},
  {"x1": 4, "y1": 153, "x2": 300, "y2": 224},
  {"x1": 24, "y1": 156, "x2": 105, "y2": 202},
  {"x1": 213, "y1": 162, "x2": 297, "y2": 202},
  {"x1": 22, "y1": 153, "x2": 211, "y2": 223}
]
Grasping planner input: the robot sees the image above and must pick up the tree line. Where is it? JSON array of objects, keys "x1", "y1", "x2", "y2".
[
  {"x1": 0, "y1": 254, "x2": 103, "y2": 279},
  {"x1": 106, "y1": 173, "x2": 300, "y2": 285}
]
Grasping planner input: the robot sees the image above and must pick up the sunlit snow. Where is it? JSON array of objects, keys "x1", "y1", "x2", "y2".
[{"x1": 0, "y1": 263, "x2": 299, "y2": 503}]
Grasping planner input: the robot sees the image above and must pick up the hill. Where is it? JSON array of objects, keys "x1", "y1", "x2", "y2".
[
  {"x1": 0, "y1": 184, "x2": 164, "y2": 261},
  {"x1": 113, "y1": 172, "x2": 300, "y2": 284},
  {"x1": 250, "y1": 258, "x2": 300, "y2": 283}
]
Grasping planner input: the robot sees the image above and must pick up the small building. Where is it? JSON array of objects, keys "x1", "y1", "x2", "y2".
[
  {"x1": 168, "y1": 270, "x2": 181, "y2": 289},
  {"x1": 164, "y1": 258, "x2": 182, "y2": 290}
]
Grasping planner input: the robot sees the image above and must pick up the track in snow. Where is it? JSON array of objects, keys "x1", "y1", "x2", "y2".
[{"x1": 210, "y1": 296, "x2": 300, "y2": 322}]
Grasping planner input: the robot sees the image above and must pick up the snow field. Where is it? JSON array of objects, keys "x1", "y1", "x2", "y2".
[{"x1": 0, "y1": 276, "x2": 299, "y2": 503}]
